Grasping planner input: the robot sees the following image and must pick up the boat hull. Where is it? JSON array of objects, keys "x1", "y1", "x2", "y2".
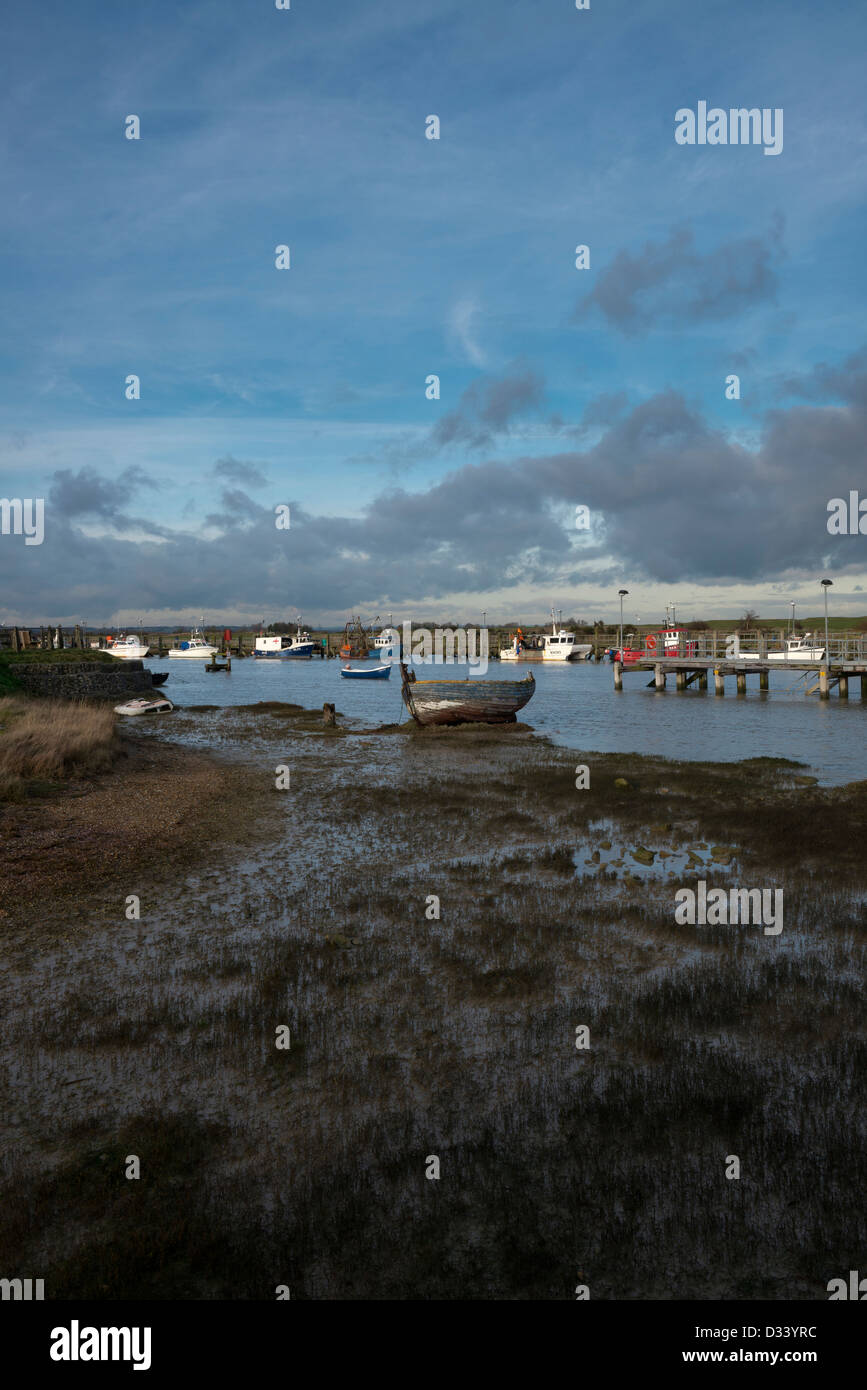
[
  {"x1": 253, "y1": 649, "x2": 313, "y2": 659},
  {"x1": 401, "y1": 670, "x2": 535, "y2": 726},
  {"x1": 341, "y1": 665, "x2": 391, "y2": 679},
  {"x1": 766, "y1": 647, "x2": 825, "y2": 661}
]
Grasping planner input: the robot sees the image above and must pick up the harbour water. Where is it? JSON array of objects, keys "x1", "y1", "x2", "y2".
[{"x1": 144, "y1": 657, "x2": 867, "y2": 786}]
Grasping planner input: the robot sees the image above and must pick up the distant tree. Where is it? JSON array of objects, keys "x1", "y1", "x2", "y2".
[
  {"x1": 741, "y1": 608, "x2": 759, "y2": 630},
  {"x1": 690, "y1": 619, "x2": 709, "y2": 631}
]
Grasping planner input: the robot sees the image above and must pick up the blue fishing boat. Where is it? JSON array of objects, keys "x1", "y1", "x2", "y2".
[{"x1": 341, "y1": 663, "x2": 391, "y2": 679}]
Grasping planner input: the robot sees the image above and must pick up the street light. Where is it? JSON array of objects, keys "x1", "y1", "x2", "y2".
[
  {"x1": 821, "y1": 579, "x2": 832, "y2": 667},
  {"x1": 618, "y1": 589, "x2": 629, "y2": 660},
  {"x1": 482, "y1": 610, "x2": 486, "y2": 629}
]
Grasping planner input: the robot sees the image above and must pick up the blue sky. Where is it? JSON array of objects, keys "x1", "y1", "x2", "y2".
[{"x1": 1, "y1": 0, "x2": 866, "y2": 625}]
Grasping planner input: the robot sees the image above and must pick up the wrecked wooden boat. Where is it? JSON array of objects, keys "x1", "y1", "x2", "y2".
[{"x1": 399, "y1": 662, "x2": 535, "y2": 726}]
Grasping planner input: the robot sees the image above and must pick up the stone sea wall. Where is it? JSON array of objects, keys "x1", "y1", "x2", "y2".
[{"x1": 6, "y1": 660, "x2": 156, "y2": 700}]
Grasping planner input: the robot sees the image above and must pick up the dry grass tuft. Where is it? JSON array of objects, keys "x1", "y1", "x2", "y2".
[{"x1": 0, "y1": 697, "x2": 120, "y2": 786}]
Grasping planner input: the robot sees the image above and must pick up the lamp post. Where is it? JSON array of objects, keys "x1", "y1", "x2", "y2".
[
  {"x1": 618, "y1": 589, "x2": 629, "y2": 660},
  {"x1": 821, "y1": 579, "x2": 832, "y2": 667},
  {"x1": 482, "y1": 610, "x2": 486, "y2": 629}
]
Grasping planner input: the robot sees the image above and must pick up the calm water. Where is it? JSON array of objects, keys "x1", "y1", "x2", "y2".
[{"x1": 142, "y1": 656, "x2": 867, "y2": 786}]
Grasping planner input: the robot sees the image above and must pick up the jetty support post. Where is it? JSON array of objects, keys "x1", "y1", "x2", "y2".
[
  {"x1": 838, "y1": 674, "x2": 848, "y2": 699},
  {"x1": 819, "y1": 670, "x2": 830, "y2": 700},
  {"x1": 676, "y1": 670, "x2": 686, "y2": 690},
  {"x1": 760, "y1": 670, "x2": 769, "y2": 690},
  {"x1": 736, "y1": 672, "x2": 746, "y2": 694},
  {"x1": 714, "y1": 669, "x2": 725, "y2": 696},
  {"x1": 861, "y1": 675, "x2": 867, "y2": 700},
  {"x1": 654, "y1": 663, "x2": 665, "y2": 691},
  {"x1": 698, "y1": 671, "x2": 707, "y2": 690},
  {"x1": 614, "y1": 660, "x2": 622, "y2": 691}
]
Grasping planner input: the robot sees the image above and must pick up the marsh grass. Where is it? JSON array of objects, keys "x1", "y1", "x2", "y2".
[
  {"x1": 0, "y1": 697, "x2": 120, "y2": 787},
  {"x1": 1, "y1": 725, "x2": 865, "y2": 1298}
]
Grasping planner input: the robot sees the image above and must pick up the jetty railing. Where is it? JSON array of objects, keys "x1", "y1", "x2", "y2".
[{"x1": 635, "y1": 631, "x2": 867, "y2": 663}]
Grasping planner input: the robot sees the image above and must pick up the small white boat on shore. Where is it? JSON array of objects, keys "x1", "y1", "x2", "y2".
[
  {"x1": 114, "y1": 696, "x2": 174, "y2": 715},
  {"x1": 168, "y1": 626, "x2": 218, "y2": 659}
]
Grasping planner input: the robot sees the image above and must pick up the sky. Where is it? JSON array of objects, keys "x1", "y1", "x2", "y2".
[{"x1": 1, "y1": 0, "x2": 866, "y2": 628}]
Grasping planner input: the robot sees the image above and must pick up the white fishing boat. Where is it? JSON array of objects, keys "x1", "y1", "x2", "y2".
[
  {"x1": 374, "y1": 628, "x2": 399, "y2": 657},
  {"x1": 168, "y1": 625, "x2": 218, "y2": 659},
  {"x1": 499, "y1": 633, "x2": 523, "y2": 661},
  {"x1": 543, "y1": 610, "x2": 592, "y2": 661},
  {"x1": 766, "y1": 634, "x2": 825, "y2": 661},
  {"x1": 108, "y1": 633, "x2": 151, "y2": 660},
  {"x1": 253, "y1": 619, "x2": 315, "y2": 659}
]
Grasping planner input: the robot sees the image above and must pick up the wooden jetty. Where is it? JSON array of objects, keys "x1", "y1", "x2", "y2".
[{"x1": 613, "y1": 631, "x2": 867, "y2": 700}]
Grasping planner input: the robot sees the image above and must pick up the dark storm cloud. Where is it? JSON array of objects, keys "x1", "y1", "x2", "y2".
[
  {"x1": 367, "y1": 365, "x2": 546, "y2": 473},
  {"x1": 212, "y1": 455, "x2": 269, "y2": 488},
  {"x1": 578, "y1": 221, "x2": 783, "y2": 334},
  {"x1": 49, "y1": 465, "x2": 155, "y2": 519},
  {"x1": 6, "y1": 346, "x2": 867, "y2": 618},
  {"x1": 779, "y1": 347, "x2": 867, "y2": 408},
  {"x1": 431, "y1": 367, "x2": 544, "y2": 450}
]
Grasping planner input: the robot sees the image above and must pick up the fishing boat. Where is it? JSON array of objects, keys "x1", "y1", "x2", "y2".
[
  {"x1": 114, "y1": 696, "x2": 174, "y2": 715},
  {"x1": 341, "y1": 663, "x2": 391, "y2": 679},
  {"x1": 766, "y1": 634, "x2": 825, "y2": 661},
  {"x1": 108, "y1": 633, "x2": 151, "y2": 660},
  {"x1": 499, "y1": 629, "x2": 525, "y2": 661},
  {"x1": 374, "y1": 629, "x2": 399, "y2": 657},
  {"x1": 400, "y1": 662, "x2": 535, "y2": 726},
  {"x1": 168, "y1": 625, "x2": 218, "y2": 659},
  {"x1": 150, "y1": 672, "x2": 169, "y2": 686},
  {"x1": 542, "y1": 610, "x2": 592, "y2": 661},
  {"x1": 253, "y1": 618, "x2": 315, "y2": 659}
]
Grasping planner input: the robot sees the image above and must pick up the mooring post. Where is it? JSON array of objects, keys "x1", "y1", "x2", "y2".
[
  {"x1": 614, "y1": 660, "x2": 622, "y2": 691},
  {"x1": 715, "y1": 669, "x2": 724, "y2": 696},
  {"x1": 760, "y1": 670, "x2": 769, "y2": 690},
  {"x1": 655, "y1": 663, "x2": 665, "y2": 691},
  {"x1": 819, "y1": 670, "x2": 830, "y2": 699},
  {"x1": 838, "y1": 674, "x2": 848, "y2": 699},
  {"x1": 736, "y1": 672, "x2": 746, "y2": 694}
]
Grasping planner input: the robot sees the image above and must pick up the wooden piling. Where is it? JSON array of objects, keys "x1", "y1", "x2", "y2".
[
  {"x1": 654, "y1": 663, "x2": 665, "y2": 691},
  {"x1": 676, "y1": 671, "x2": 686, "y2": 690},
  {"x1": 819, "y1": 670, "x2": 830, "y2": 699},
  {"x1": 760, "y1": 671, "x2": 768, "y2": 690},
  {"x1": 715, "y1": 669, "x2": 725, "y2": 696},
  {"x1": 698, "y1": 671, "x2": 707, "y2": 690},
  {"x1": 839, "y1": 674, "x2": 848, "y2": 699},
  {"x1": 614, "y1": 660, "x2": 622, "y2": 691}
]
